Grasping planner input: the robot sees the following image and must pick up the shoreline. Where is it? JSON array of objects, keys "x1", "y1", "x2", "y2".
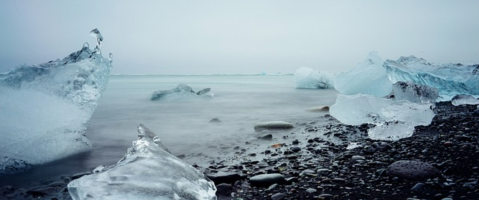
[{"x1": 2, "y1": 102, "x2": 479, "y2": 199}]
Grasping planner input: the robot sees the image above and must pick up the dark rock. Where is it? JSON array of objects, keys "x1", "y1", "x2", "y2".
[
  {"x1": 271, "y1": 192, "x2": 286, "y2": 200},
  {"x1": 209, "y1": 118, "x2": 221, "y2": 123},
  {"x1": 207, "y1": 172, "x2": 243, "y2": 184},
  {"x1": 386, "y1": 160, "x2": 441, "y2": 180},
  {"x1": 26, "y1": 186, "x2": 59, "y2": 198},
  {"x1": 411, "y1": 182, "x2": 425, "y2": 191},
  {"x1": 473, "y1": 108, "x2": 479, "y2": 116},
  {"x1": 215, "y1": 183, "x2": 233, "y2": 196},
  {"x1": 259, "y1": 133, "x2": 273, "y2": 140},
  {"x1": 254, "y1": 121, "x2": 293, "y2": 131},
  {"x1": 249, "y1": 173, "x2": 286, "y2": 187},
  {"x1": 290, "y1": 147, "x2": 301, "y2": 152}
]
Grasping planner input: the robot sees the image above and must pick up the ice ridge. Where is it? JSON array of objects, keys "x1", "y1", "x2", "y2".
[{"x1": 384, "y1": 56, "x2": 479, "y2": 101}]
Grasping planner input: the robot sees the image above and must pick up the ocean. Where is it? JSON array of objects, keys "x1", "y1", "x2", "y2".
[{"x1": 1, "y1": 74, "x2": 338, "y2": 187}]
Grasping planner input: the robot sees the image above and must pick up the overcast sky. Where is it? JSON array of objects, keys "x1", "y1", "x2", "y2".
[{"x1": 0, "y1": 0, "x2": 478, "y2": 75}]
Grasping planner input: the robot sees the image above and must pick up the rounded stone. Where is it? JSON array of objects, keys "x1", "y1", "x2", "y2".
[
  {"x1": 386, "y1": 160, "x2": 441, "y2": 180},
  {"x1": 254, "y1": 121, "x2": 293, "y2": 131},
  {"x1": 249, "y1": 173, "x2": 286, "y2": 187},
  {"x1": 271, "y1": 193, "x2": 286, "y2": 200}
]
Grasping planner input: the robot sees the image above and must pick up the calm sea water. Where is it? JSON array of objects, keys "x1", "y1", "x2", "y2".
[{"x1": 1, "y1": 75, "x2": 338, "y2": 187}]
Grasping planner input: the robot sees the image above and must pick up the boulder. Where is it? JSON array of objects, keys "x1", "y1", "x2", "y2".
[{"x1": 386, "y1": 160, "x2": 441, "y2": 180}]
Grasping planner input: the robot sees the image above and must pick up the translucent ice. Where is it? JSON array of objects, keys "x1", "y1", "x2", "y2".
[
  {"x1": 330, "y1": 94, "x2": 434, "y2": 140},
  {"x1": 294, "y1": 67, "x2": 334, "y2": 89},
  {"x1": 334, "y1": 51, "x2": 392, "y2": 97},
  {"x1": 0, "y1": 29, "x2": 111, "y2": 174},
  {"x1": 67, "y1": 124, "x2": 217, "y2": 200},
  {"x1": 392, "y1": 81, "x2": 439, "y2": 103},
  {"x1": 451, "y1": 94, "x2": 479, "y2": 106},
  {"x1": 384, "y1": 56, "x2": 479, "y2": 101}
]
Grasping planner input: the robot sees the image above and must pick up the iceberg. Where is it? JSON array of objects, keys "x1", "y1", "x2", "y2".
[
  {"x1": 0, "y1": 29, "x2": 111, "y2": 174},
  {"x1": 392, "y1": 81, "x2": 439, "y2": 103},
  {"x1": 67, "y1": 124, "x2": 217, "y2": 200},
  {"x1": 451, "y1": 94, "x2": 479, "y2": 106},
  {"x1": 384, "y1": 56, "x2": 479, "y2": 101},
  {"x1": 330, "y1": 94, "x2": 434, "y2": 140},
  {"x1": 294, "y1": 67, "x2": 334, "y2": 89},
  {"x1": 151, "y1": 84, "x2": 213, "y2": 101},
  {"x1": 334, "y1": 51, "x2": 392, "y2": 97}
]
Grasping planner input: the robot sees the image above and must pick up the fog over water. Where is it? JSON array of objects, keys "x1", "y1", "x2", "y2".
[{"x1": 1, "y1": 0, "x2": 478, "y2": 75}]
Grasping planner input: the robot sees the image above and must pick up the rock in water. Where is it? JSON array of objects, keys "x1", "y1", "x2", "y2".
[
  {"x1": 384, "y1": 56, "x2": 479, "y2": 101},
  {"x1": 254, "y1": 121, "x2": 294, "y2": 131},
  {"x1": 294, "y1": 67, "x2": 334, "y2": 89},
  {"x1": 334, "y1": 51, "x2": 392, "y2": 97},
  {"x1": 451, "y1": 94, "x2": 479, "y2": 106},
  {"x1": 67, "y1": 124, "x2": 217, "y2": 200},
  {"x1": 0, "y1": 29, "x2": 111, "y2": 174},
  {"x1": 392, "y1": 81, "x2": 439, "y2": 103}
]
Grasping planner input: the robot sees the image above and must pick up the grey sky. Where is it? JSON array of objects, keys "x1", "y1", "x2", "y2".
[{"x1": 0, "y1": 0, "x2": 478, "y2": 75}]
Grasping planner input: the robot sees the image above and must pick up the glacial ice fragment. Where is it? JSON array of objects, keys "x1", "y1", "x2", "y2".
[
  {"x1": 294, "y1": 67, "x2": 334, "y2": 89},
  {"x1": 151, "y1": 84, "x2": 213, "y2": 101},
  {"x1": 451, "y1": 94, "x2": 479, "y2": 106},
  {"x1": 384, "y1": 56, "x2": 479, "y2": 101},
  {"x1": 330, "y1": 94, "x2": 434, "y2": 141},
  {"x1": 334, "y1": 51, "x2": 392, "y2": 97},
  {"x1": 392, "y1": 81, "x2": 439, "y2": 103},
  {"x1": 67, "y1": 124, "x2": 217, "y2": 200},
  {"x1": 0, "y1": 29, "x2": 111, "y2": 174}
]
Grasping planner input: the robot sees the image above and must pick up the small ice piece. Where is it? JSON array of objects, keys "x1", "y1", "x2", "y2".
[
  {"x1": 108, "y1": 53, "x2": 113, "y2": 63},
  {"x1": 334, "y1": 51, "x2": 392, "y2": 97},
  {"x1": 346, "y1": 142, "x2": 362, "y2": 150},
  {"x1": 384, "y1": 56, "x2": 479, "y2": 101},
  {"x1": 67, "y1": 124, "x2": 217, "y2": 200},
  {"x1": 151, "y1": 84, "x2": 213, "y2": 101},
  {"x1": 89, "y1": 28, "x2": 103, "y2": 54},
  {"x1": 451, "y1": 94, "x2": 479, "y2": 106},
  {"x1": 294, "y1": 67, "x2": 334, "y2": 89},
  {"x1": 83, "y1": 42, "x2": 89, "y2": 49},
  {"x1": 330, "y1": 94, "x2": 434, "y2": 141},
  {"x1": 392, "y1": 81, "x2": 439, "y2": 103}
]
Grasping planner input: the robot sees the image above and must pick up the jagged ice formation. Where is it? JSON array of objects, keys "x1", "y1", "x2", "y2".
[
  {"x1": 68, "y1": 124, "x2": 217, "y2": 200},
  {"x1": 0, "y1": 29, "x2": 111, "y2": 174}
]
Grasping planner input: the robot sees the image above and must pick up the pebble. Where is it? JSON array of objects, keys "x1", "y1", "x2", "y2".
[
  {"x1": 271, "y1": 192, "x2": 286, "y2": 200},
  {"x1": 411, "y1": 182, "x2": 425, "y2": 191},
  {"x1": 305, "y1": 188, "x2": 317, "y2": 193},
  {"x1": 249, "y1": 173, "x2": 286, "y2": 187},
  {"x1": 254, "y1": 121, "x2": 293, "y2": 131}
]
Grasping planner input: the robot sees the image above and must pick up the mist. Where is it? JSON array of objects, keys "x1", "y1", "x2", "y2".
[{"x1": 1, "y1": 0, "x2": 478, "y2": 75}]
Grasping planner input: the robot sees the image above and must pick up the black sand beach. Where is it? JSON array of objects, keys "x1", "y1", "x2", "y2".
[{"x1": 2, "y1": 102, "x2": 479, "y2": 200}]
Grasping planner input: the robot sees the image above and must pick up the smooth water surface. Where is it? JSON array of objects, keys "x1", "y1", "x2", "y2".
[{"x1": 1, "y1": 75, "x2": 337, "y2": 187}]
